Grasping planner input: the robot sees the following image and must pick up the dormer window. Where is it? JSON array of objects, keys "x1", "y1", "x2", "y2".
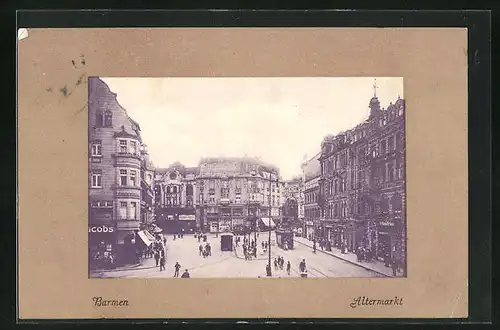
[{"x1": 170, "y1": 172, "x2": 177, "y2": 180}]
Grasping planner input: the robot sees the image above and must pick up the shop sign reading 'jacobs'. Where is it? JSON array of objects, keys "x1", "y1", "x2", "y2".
[{"x1": 88, "y1": 225, "x2": 115, "y2": 233}]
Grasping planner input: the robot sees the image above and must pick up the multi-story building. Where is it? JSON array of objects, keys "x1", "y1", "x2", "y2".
[
  {"x1": 154, "y1": 157, "x2": 284, "y2": 234},
  {"x1": 282, "y1": 177, "x2": 302, "y2": 228},
  {"x1": 197, "y1": 157, "x2": 282, "y2": 233},
  {"x1": 140, "y1": 145, "x2": 155, "y2": 229},
  {"x1": 88, "y1": 77, "x2": 153, "y2": 267},
  {"x1": 301, "y1": 152, "x2": 321, "y2": 241},
  {"x1": 154, "y1": 163, "x2": 198, "y2": 234},
  {"x1": 319, "y1": 89, "x2": 406, "y2": 268}
]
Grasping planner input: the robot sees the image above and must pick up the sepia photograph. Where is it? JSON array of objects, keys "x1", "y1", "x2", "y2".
[{"x1": 87, "y1": 77, "x2": 407, "y2": 279}]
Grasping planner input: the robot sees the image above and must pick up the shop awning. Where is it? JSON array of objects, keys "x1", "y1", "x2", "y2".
[
  {"x1": 137, "y1": 230, "x2": 154, "y2": 247},
  {"x1": 260, "y1": 218, "x2": 276, "y2": 228}
]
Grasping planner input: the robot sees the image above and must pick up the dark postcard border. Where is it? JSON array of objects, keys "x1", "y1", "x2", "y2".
[{"x1": 14, "y1": 10, "x2": 492, "y2": 325}]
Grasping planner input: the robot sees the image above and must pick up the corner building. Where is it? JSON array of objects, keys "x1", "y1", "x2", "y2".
[
  {"x1": 319, "y1": 93, "x2": 406, "y2": 266},
  {"x1": 88, "y1": 77, "x2": 149, "y2": 267}
]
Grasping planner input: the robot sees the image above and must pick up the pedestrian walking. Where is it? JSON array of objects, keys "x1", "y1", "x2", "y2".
[
  {"x1": 198, "y1": 234, "x2": 201, "y2": 243},
  {"x1": 199, "y1": 244, "x2": 203, "y2": 256},
  {"x1": 207, "y1": 243, "x2": 212, "y2": 256},
  {"x1": 181, "y1": 269, "x2": 190, "y2": 278},
  {"x1": 286, "y1": 261, "x2": 291, "y2": 275},
  {"x1": 299, "y1": 259, "x2": 306, "y2": 273},
  {"x1": 154, "y1": 251, "x2": 160, "y2": 267},
  {"x1": 280, "y1": 257, "x2": 284, "y2": 270},
  {"x1": 274, "y1": 258, "x2": 278, "y2": 271},
  {"x1": 266, "y1": 263, "x2": 272, "y2": 277},
  {"x1": 159, "y1": 255, "x2": 166, "y2": 271},
  {"x1": 174, "y1": 261, "x2": 181, "y2": 277},
  {"x1": 163, "y1": 236, "x2": 167, "y2": 246},
  {"x1": 391, "y1": 257, "x2": 398, "y2": 276}
]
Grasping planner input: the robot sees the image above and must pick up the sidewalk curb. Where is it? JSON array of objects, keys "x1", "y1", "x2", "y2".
[{"x1": 294, "y1": 239, "x2": 393, "y2": 278}]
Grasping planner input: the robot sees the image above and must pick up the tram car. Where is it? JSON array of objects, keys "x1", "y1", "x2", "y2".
[
  {"x1": 220, "y1": 232, "x2": 234, "y2": 251},
  {"x1": 275, "y1": 228, "x2": 294, "y2": 250}
]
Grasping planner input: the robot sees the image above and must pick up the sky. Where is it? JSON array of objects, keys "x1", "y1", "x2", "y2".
[{"x1": 102, "y1": 77, "x2": 403, "y2": 180}]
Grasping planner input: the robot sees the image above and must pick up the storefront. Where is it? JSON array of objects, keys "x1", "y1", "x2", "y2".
[
  {"x1": 208, "y1": 216, "x2": 219, "y2": 233},
  {"x1": 345, "y1": 221, "x2": 366, "y2": 253},
  {"x1": 88, "y1": 224, "x2": 116, "y2": 270},
  {"x1": 331, "y1": 223, "x2": 344, "y2": 248},
  {"x1": 178, "y1": 214, "x2": 197, "y2": 234},
  {"x1": 219, "y1": 216, "x2": 232, "y2": 232},
  {"x1": 377, "y1": 219, "x2": 398, "y2": 261},
  {"x1": 305, "y1": 220, "x2": 314, "y2": 240},
  {"x1": 324, "y1": 223, "x2": 333, "y2": 242}
]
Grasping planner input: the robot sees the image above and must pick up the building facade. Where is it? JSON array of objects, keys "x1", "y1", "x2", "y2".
[
  {"x1": 140, "y1": 146, "x2": 155, "y2": 229},
  {"x1": 301, "y1": 152, "x2": 321, "y2": 241},
  {"x1": 154, "y1": 163, "x2": 198, "y2": 234},
  {"x1": 283, "y1": 177, "x2": 303, "y2": 229},
  {"x1": 153, "y1": 157, "x2": 284, "y2": 234},
  {"x1": 197, "y1": 157, "x2": 282, "y2": 233},
  {"x1": 319, "y1": 92, "x2": 406, "y2": 269},
  {"x1": 88, "y1": 77, "x2": 152, "y2": 267}
]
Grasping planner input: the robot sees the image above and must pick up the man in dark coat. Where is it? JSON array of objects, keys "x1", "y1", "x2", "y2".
[
  {"x1": 154, "y1": 251, "x2": 160, "y2": 267},
  {"x1": 174, "y1": 261, "x2": 181, "y2": 277},
  {"x1": 181, "y1": 269, "x2": 190, "y2": 278}
]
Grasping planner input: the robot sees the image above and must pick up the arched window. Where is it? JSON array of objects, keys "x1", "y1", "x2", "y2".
[
  {"x1": 172, "y1": 186, "x2": 177, "y2": 194},
  {"x1": 186, "y1": 184, "x2": 193, "y2": 196},
  {"x1": 104, "y1": 110, "x2": 113, "y2": 127}
]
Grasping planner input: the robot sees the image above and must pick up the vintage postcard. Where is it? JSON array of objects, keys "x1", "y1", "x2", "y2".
[
  {"x1": 88, "y1": 76, "x2": 406, "y2": 280},
  {"x1": 18, "y1": 27, "x2": 468, "y2": 319}
]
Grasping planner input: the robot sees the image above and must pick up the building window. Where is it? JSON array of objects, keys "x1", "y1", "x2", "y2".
[
  {"x1": 120, "y1": 202, "x2": 127, "y2": 218},
  {"x1": 130, "y1": 170, "x2": 137, "y2": 186},
  {"x1": 91, "y1": 140, "x2": 102, "y2": 156},
  {"x1": 170, "y1": 172, "x2": 177, "y2": 180},
  {"x1": 388, "y1": 136, "x2": 394, "y2": 152},
  {"x1": 209, "y1": 188, "x2": 215, "y2": 195},
  {"x1": 130, "y1": 141, "x2": 137, "y2": 155},
  {"x1": 186, "y1": 185, "x2": 193, "y2": 196},
  {"x1": 172, "y1": 186, "x2": 177, "y2": 194},
  {"x1": 173, "y1": 197, "x2": 177, "y2": 205},
  {"x1": 91, "y1": 170, "x2": 102, "y2": 188},
  {"x1": 104, "y1": 110, "x2": 113, "y2": 127},
  {"x1": 119, "y1": 169, "x2": 128, "y2": 185},
  {"x1": 380, "y1": 140, "x2": 387, "y2": 155},
  {"x1": 130, "y1": 202, "x2": 137, "y2": 219},
  {"x1": 119, "y1": 140, "x2": 127, "y2": 153},
  {"x1": 96, "y1": 111, "x2": 104, "y2": 127},
  {"x1": 396, "y1": 132, "x2": 403, "y2": 150},
  {"x1": 388, "y1": 162, "x2": 395, "y2": 181}
]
